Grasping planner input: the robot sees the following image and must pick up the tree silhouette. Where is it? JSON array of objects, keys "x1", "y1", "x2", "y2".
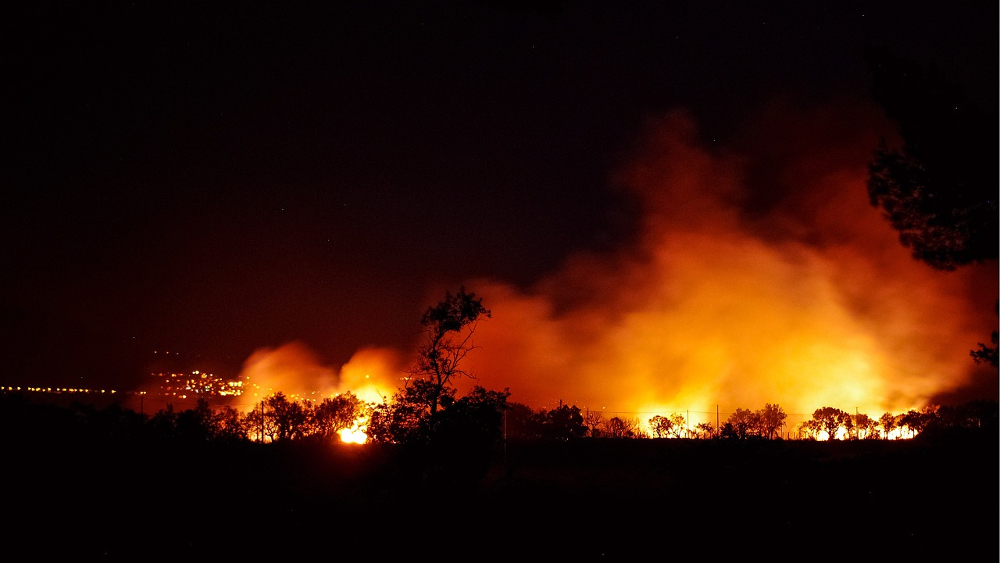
[
  {"x1": 148, "y1": 404, "x2": 178, "y2": 439},
  {"x1": 809, "y1": 407, "x2": 851, "y2": 440},
  {"x1": 366, "y1": 385, "x2": 435, "y2": 444},
  {"x1": 582, "y1": 409, "x2": 605, "y2": 437},
  {"x1": 878, "y1": 412, "x2": 897, "y2": 439},
  {"x1": 970, "y1": 302, "x2": 999, "y2": 368},
  {"x1": 267, "y1": 392, "x2": 309, "y2": 440},
  {"x1": 408, "y1": 287, "x2": 491, "y2": 421},
  {"x1": 433, "y1": 385, "x2": 510, "y2": 445},
  {"x1": 865, "y1": 48, "x2": 997, "y2": 270},
  {"x1": 416, "y1": 385, "x2": 512, "y2": 482},
  {"x1": 502, "y1": 401, "x2": 538, "y2": 440},
  {"x1": 756, "y1": 403, "x2": 787, "y2": 439},
  {"x1": 648, "y1": 414, "x2": 672, "y2": 438},
  {"x1": 174, "y1": 398, "x2": 216, "y2": 441},
  {"x1": 667, "y1": 413, "x2": 687, "y2": 438},
  {"x1": 848, "y1": 412, "x2": 879, "y2": 440},
  {"x1": 926, "y1": 400, "x2": 999, "y2": 436},
  {"x1": 651, "y1": 414, "x2": 691, "y2": 438},
  {"x1": 242, "y1": 400, "x2": 274, "y2": 442},
  {"x1": 367, "y1": 287, "x2": 500, "y2": 445},
  {"x1": 694, "y1": 421, "x2": 715, "y2": 439},
  {"x1": 603, "y1": 416, "x2": 644, "y2": 439},
  {"x1": 797, "y1": 419, "x2": 820, "y2": 440},
  {"x1": 240, "y1": 392, "x2": 310, "y2": 442},
  {"x1": 312, "y1": 391, "x2": 368, "y2": 438},
  {"x1": 866, "y1": 50, "x2": 998, "y2": 382},
  {"x1": 212, "y1": 404, "x2": 246, "y2": 442},
  {"x1": 897, "y1": 407, "x2": 938, "y2": 438},
  {"x1": 725, "y1": 408, "x2": 756, "y2": 439},
  {"x1": 970, "y1": 331, "x2": 999, "y2": 367},
  {"x1": 536, "y1": 404, "x2": 587, "y2": 440}
]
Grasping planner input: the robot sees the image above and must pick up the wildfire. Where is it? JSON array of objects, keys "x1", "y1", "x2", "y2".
[
  {"x1": 337, "y1": 427, "x2": 368, "y2": 444},
  {"x1": 454, "y1": 105, "x2": 996, "y2": 417},
  {"x1": 231, "y1": 103, "x2": 996, "y2": 431},
  {"x1": 235, "y1": 343, "x2": 402, "y2": 404}
]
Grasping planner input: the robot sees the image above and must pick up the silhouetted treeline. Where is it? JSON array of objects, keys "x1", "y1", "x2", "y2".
[
  {"x1": 3, "y1": 390, "x2": 996, "y2": 561},
  {"x1": 0, "y1": 390, "x2": 365, "y2": 445},
  {"x1": 797, "y1": 402, "x2": 999, "y2": 440},
  {"x1": 3, "y1": 391, "x2": 996, "y2": 447}
]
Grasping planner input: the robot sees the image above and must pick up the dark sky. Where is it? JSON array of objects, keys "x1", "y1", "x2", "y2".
[{"x1": 3, "y1": 1, "x2": 996, "y2": 391}]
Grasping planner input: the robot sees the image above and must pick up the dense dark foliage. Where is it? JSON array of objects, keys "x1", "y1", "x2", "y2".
[
  {"x1": 4, "y1": 292, "x2": 996, "y2": 559},
  {"x1": 866, "y1": 49, "x2": 998, "y2": 270},
  {"x1": 3, "y1": 392, "x2": 997, "y2": 560},
  {"x1": 504, "y1": 402, "x2": 588, "y2": 440}
]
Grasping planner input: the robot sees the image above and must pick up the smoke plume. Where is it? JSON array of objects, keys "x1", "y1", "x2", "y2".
[
  {"x1": 237, "y1": 104, "x2": 996, "y2": 427},
  {"x1": 455, "y1": 104, "x2": 997, "y2": 424}
]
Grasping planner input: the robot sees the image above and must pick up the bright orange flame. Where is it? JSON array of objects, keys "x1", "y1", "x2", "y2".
[
  {"x1": 335, "y1": 347, "x2": 405, "y2": 404},
  {"x1": 231, "y1": 344, "x2": 403, "y2": 446},
  {"x1": 452, "y1": 106, "x2": 996, "y2": 417},
  {"x1": 233, "y1": 343, "x2": 403, "y2": 406},
  {"x1": 232, "y1": 104, "x2": 996, "y2": 425},
  {"x1": 337, "y1": 427, "x2": 368, "y2": 444}
]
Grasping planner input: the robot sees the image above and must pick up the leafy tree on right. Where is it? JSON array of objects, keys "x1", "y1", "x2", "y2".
[
  {"x1": 865, "y1": 48, "x2": 997, "y2": 271},
  {"x1": 865, "y1": 49, "x2": 998, "y2": 368}
]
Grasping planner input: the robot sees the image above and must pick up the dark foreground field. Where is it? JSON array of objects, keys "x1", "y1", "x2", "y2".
[{"x1": 5, "y1": 429, "x2": 996, "y2": 561}]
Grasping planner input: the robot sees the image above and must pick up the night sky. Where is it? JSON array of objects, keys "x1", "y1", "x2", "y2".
[{"x1": 3, "y1": 1, "x2": 997, "y2": 393}]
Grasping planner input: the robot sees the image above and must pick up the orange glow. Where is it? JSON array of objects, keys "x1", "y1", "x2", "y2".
[
  {"x1": 338, "y1": 427, "x2": 368, "y2": 444},
  {"x1": 238, "y1": 342, "x2": 338, "y2": 399},
  {"x1": 231, "y1": 105, "x2": 996, "y2": 426},
  {"x1": 449, "y1": 107, "x2": 997, "y2": 417},
  {"x1": 234, "y1": 343, "x2": 403, "y2": 405},
  {"x1": 229, "y1": 344, "x2": 404, "y2": 445},
  {"x1": 335, "y1": 347, "x2": 406, "y2": 405}
]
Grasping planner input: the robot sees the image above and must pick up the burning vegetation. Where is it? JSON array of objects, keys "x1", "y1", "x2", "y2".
[{"x1": 200, "y1": 105, "x2": 995, "y2": 444}]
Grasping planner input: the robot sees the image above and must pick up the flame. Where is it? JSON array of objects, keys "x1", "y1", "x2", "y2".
[
  {"x1": 231, "y1": 344, "x2": 406, "y2": 442},
  {"x1": 338, "y1": 427, "x2": 368, "y2": 444},
  {"x1": 452, "y1": 105, "x2": 996, "y2": 418},
  {"x1": 234, "y1": 343, "x2": 403, "y2": 404},
  {"x1": 232, "y1": 103, "x2": 996, "y2": 427},
  {"x1": 335, "y1": 347, "x2": 406, "y2": 405}
]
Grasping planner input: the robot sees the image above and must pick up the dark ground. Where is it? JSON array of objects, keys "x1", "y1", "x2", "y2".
[{"x1": 5, "y1": 424, "x2": 996, "y2": 561}]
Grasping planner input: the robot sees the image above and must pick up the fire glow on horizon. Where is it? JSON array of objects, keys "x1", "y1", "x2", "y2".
[{"x1": 232, "y1": 105, "x2": 997, "y2": 431}]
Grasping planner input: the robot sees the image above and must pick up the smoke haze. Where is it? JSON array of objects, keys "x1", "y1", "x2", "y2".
[{"x1": 238, "y1": 104, "x2": 997, "y2": 424}]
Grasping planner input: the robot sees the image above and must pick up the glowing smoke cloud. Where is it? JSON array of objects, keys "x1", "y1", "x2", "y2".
[
  {"x1": 237, "y1": 342, "x2": 405, "y2": 406},
  {"x1": 454, "y1": 106, "x2": 996, "y2": 424},
  {"x1": 235, "y1": 105, "x2": 995, "y2": 427}
]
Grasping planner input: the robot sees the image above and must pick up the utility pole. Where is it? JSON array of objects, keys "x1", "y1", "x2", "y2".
[{"x1": 502, "y1": 408, "x2": 507, "y2": 466}]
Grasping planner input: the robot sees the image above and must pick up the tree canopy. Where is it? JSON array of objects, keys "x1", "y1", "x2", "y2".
[
  {"x1": 865, "y1": 49, "x2": 997, "y2": 271},
  {"x1": 409, "y1": 286, "x2": 491, "y2": 419},
  {"x1": 366, "y1": 287, "x2": 508, "y2": 447}
]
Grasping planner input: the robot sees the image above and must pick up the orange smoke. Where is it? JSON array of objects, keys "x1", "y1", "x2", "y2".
[
  {"x1": 236, "y1": 342, "x2": 404, "y2": 408},
  {"x1": 334, "y1": 346, "x2": 407, "y2": 404},
  {"x1": 452, "y1": 105, "x2": 996, "y2": 424},
  {"x1": 234, "y1": 104, "x2": 996, "y2": 429}
]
